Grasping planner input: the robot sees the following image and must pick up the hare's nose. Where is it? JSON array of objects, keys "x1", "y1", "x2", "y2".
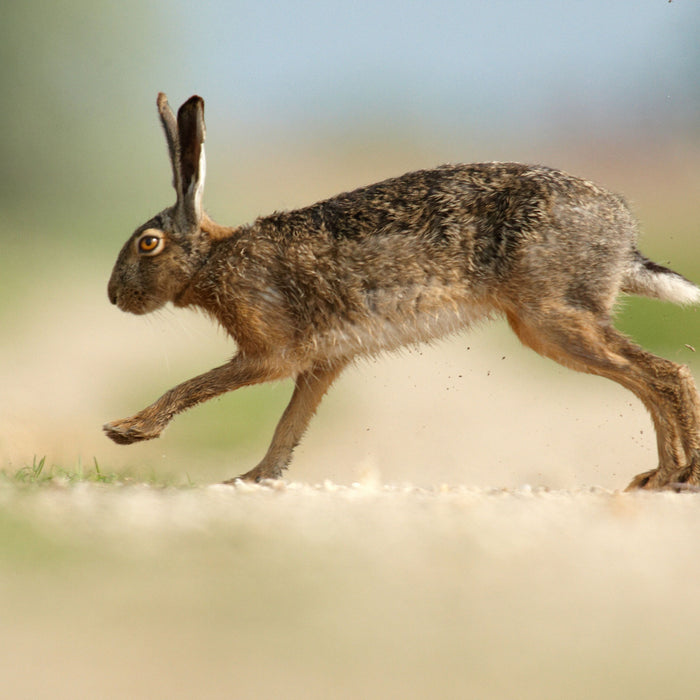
[{"x1": 108, "y1": 283, "x2": 118, "y2": 305}]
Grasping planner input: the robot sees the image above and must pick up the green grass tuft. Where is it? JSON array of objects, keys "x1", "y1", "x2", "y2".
[{"x1": 1, "y1": 456, "x2": 180, "y2": 487}]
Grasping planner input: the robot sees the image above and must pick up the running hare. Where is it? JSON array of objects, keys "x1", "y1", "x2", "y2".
[{"x1": 105, "y1": 93, "x2": 700, "y2": 489}]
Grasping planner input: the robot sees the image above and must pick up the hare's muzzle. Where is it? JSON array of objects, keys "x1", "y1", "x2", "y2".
[{"x1": 107, "y1": 278, "x2": 118, "y2": 306}]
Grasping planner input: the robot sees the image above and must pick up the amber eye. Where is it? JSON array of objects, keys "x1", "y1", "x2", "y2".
[{"x1": 136, "y1": 230, "x2": 164, "y2": 255}]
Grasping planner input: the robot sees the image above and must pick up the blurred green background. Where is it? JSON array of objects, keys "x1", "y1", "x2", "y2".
[{"x1": 1, "y1": 0, "x2": 699, "y2": 484}]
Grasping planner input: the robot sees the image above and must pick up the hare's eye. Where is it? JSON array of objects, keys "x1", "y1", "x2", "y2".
[
  {"x1": 137, "y1": 231, "x2": 164, "y2": 255},
  {"x1": 139, "y1": 236, "x2": 159, "y2": 251}
]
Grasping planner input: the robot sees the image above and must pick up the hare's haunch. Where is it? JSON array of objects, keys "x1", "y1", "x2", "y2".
[{"x1": 105, "y1": 93, "x2": 700, "y2": 490}]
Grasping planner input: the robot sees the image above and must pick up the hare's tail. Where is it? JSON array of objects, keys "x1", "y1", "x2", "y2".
[{"x1": 622, "y1": 251, "x2": 700, "y2": 305}]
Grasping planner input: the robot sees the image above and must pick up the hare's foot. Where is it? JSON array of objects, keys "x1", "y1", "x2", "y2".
[
  {"x1": 222, "y1": 463, "x2": 285, "y2": 484},
  {"x1": 626, "y1": 454, "x2": 700, "y2": 491},
  {"x1": 103, "y1": 415, "x2": 164, "y2": 445}
]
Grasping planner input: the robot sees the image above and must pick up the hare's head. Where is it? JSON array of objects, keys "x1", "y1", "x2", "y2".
[{"x1": 108, "y1": 94, "x2": 210, "y2": 314}]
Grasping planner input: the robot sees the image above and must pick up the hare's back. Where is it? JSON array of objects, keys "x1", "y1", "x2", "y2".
[
  {"x1": 273, "y1": 162, "x2": 551, "y2": 243},
  {"x1": 261, "y1": 161, "x2": 627, "y2": 286}
]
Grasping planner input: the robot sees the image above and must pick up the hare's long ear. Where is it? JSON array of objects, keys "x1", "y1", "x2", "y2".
[
  {"x1": 156, "y1": 92, "x2": 182, "y2": 197},
  {"x1": 176, "y1": 95, "x2": 206, "y2": 228}
]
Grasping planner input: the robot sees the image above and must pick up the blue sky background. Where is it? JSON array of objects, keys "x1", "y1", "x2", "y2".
[{"x1": 175, "y1": 0, "x2": 699, "y2": 133}]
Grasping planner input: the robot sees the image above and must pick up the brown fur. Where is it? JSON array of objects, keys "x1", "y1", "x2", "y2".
[
  {"x1": 104, "y1": 93, "x2": 700, "y2": 489},
  {"x1": 200, "y1": 213, "x2": 237, "y2": 241}
]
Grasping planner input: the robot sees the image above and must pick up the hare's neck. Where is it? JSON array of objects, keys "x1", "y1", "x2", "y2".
[
  {"x1": 200, "y1": 213, "x2": 238, "y2": 240},
  {"x1": 176, "y1": 239, "x2": 241, "y2": 332}
]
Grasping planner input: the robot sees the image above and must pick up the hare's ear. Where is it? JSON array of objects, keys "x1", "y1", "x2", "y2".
[
  {"x1": 176, "y1": 95, "x2": 206, "y2": 228},
  {"x1": 156, "y1": 92, "x2": 182, "y2": 197}
]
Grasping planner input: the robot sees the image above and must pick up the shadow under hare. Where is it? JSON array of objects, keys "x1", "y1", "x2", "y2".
[{"x1": 105, "y1": 93, "x2": 700, "y2": 490}]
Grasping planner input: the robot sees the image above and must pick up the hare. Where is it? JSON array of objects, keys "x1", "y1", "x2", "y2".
[{"x1": 105, "y1": 93, "x2": 700, "y2": 490}]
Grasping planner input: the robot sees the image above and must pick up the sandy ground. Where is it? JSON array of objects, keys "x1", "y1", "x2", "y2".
[
  {"x1": 2, "y1": 480, "x2": 700, "y2": 699},
  {"x1": 2, "y1": 276, "x2": 700, "y2": 699}
]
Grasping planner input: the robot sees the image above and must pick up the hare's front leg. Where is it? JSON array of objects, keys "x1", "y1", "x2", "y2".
[
  {"x1": 228, "y1": 361, "x2": 347, "y2": 483},
  {"x1": 104, "y1": 355, "x2": 274, "y2": 445}
]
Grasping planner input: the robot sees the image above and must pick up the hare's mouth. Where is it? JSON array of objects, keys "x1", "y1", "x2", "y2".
[{"x1": 113, "y1": 290, "x2": 165, "y2": 316}]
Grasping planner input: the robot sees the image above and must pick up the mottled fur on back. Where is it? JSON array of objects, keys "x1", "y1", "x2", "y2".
[{"x1": 105, "y1": 94, "x2": 700, "y2": 490}]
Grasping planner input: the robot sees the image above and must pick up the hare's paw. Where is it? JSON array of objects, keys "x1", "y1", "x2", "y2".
[
  {"x1": 667, "y1": 453, "x2": 700, "y2": 492},
  {"x1": 625, "y1": 460, "x2": 700, "y2": 492},
  {"x1": 103, "y1": 416, "x2": 163, "y2": 445},
  {"x1": 223, "y1": 464, "x2": 284, "y2": 484},
  {"x1": 625, "y1": 468, "x2": 658, "y2": 491}
]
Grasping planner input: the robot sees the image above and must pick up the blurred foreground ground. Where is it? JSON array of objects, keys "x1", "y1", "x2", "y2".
[{"x1": 1, "y1": 480, "x2": 700, "y2": 700}]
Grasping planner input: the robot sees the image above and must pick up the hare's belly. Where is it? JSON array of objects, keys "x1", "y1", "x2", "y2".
[{"x1": 312, "y1": 284, "x2": 491, "y2": 359}]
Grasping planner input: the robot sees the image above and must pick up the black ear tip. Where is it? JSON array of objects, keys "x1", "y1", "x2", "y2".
[
  {"x1": 177, "y1": 96, "x2": 205, "y2": 125},
  {"x1": 184, "y1": 95, "x2": 204, "y2": 110}
]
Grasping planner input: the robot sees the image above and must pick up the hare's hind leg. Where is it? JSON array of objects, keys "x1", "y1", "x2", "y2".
[
  {"x1": 505, "y1": 306, "x2": 700, "y2": 489},
  {"x1": 228, "y1": 360, "x2": 348, "y2": 483}
]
